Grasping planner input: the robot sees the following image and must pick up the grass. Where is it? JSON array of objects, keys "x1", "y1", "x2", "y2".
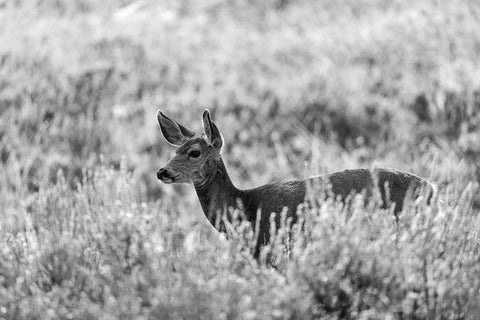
[{"x1": 1, "y1": 0, "x2": 480, "y2": 318}]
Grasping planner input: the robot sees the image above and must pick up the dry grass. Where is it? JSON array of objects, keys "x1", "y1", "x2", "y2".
[{"x1": 1, "y1": 0, "x2": 480, "y2": 318}]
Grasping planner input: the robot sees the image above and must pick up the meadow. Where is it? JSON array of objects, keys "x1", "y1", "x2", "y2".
[{"x1": 0, "y1": 0, "x2": 480, "y2": 318}]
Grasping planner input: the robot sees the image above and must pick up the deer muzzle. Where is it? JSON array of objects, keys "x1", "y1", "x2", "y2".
[{"x1": 157, "y1": 168, "x2": 177, "y2": 183}]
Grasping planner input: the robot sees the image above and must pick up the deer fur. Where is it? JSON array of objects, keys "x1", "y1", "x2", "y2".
[{"x1": 157, "y1": 109, "x2": 434, "y2": 257}]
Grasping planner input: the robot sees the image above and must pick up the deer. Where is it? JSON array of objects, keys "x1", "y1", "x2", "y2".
[{"x1": 156, "y1": 109, "x2": 435, "y2": 258}]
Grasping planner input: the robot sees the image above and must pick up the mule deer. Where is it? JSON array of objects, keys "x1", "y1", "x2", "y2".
[{"x1": 157, "y1": 109, "x2": 434, "y2": 257}]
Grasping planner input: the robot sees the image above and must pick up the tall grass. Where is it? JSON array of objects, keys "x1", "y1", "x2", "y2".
[
  {"x1": 0, "y1": 163, "x2": 478, "y2": 318},
  {"x1": 1, "y1": 0, "x2": 480, "y2": 318}
]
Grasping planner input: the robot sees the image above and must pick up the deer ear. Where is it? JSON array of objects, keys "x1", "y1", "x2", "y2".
[
  {"x1": 157, "y1": 110, "x2": 195, "y2": 147},
  {"x1": 202, "y1": 109, "x2": 223, "y2": 150}
]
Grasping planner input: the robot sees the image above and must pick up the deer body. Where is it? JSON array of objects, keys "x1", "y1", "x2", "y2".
[{"x1": 157, "y1": 110, "x2": 433, "y2": 257}]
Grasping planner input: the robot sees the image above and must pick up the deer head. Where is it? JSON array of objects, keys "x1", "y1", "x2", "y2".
[{"x1": 156, "y1": 109, "x2": 224, "y2": 187}]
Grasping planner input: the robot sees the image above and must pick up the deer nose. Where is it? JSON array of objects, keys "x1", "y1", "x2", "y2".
[{"x1": 157, "y1": 168, "x2": 170, "y2": 180}]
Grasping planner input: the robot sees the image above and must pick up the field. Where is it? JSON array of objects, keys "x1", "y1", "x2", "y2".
[{"x1": 1, "y1": 0, "x2": 480, "y2": 319}]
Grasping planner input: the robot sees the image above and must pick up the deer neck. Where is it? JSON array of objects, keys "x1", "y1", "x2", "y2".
[{"x1": 194, "y1": 157, "x2": 246, "y2": 232}]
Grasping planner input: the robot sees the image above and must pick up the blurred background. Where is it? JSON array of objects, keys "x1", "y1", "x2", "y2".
[{"x1": 1, "y1": 0, "x2": 479, "y2": 216}]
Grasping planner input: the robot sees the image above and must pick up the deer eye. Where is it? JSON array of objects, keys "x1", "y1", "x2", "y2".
[{"x1": 188, "y1": 150, "x2": 201, "y2": 158}]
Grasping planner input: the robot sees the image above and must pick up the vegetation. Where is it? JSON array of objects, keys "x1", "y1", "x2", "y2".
[{"x1": 0, "y1": 0, "x2": 479, "y2": 318}]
